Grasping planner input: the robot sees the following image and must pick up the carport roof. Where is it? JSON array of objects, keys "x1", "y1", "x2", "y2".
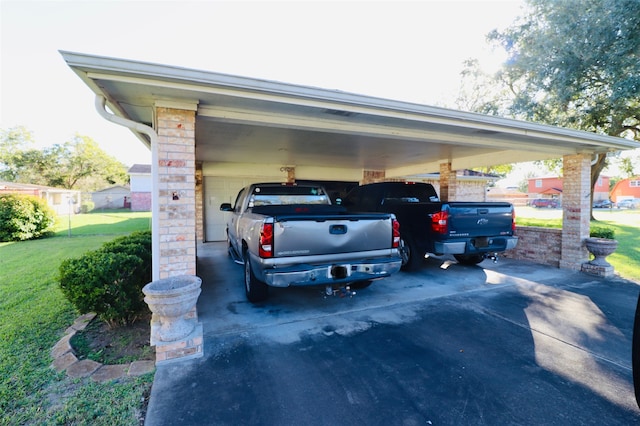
[{"x1": 61, "y1": 51, "x2": 639, "y2": 177}]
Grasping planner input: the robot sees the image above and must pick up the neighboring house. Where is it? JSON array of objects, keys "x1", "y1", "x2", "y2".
[
  {"x1": 486, "y1": 187, "x2": 529, "y2": 206},
  {"x1": 610, "y1": 176, "x2": 640, "y2": 202},
  {"x1": 0, "y1": 181, "x2": 81, "y2": 215},
  {"x1": 527, "y1": 175, "x2": 611, "y2": 202},
  {"x1": 128, "y1": 164, "x2": 151, "y2": 211},
  {"x1": 91, "y1": 185, "x2": 131, "y2": 210}
]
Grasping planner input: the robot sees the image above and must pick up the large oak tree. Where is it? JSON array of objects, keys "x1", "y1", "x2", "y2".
[
  {"x1": 461, "y1": 0, "x2": 640, "y2": 217},
  {"x1": 0, "y1": 127, "x2": 128, "y2": 191}
]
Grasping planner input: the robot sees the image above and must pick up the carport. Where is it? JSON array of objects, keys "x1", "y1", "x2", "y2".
[{"x1": 61, "y1": 51, "x2": 638, "y2": 281}]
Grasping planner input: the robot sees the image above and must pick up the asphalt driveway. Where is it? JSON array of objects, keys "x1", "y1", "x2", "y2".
[{"x1": 145, "y1": 242, "x2": 640, "y2": 425}]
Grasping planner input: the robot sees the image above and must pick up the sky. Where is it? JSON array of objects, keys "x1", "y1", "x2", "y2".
[{"x1": 1, "y1": 0, "x2": 526, "y2": 169}]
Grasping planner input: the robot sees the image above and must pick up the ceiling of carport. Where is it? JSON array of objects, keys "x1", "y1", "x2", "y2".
[{"x1": 61, "y1": 51, "x2": 639, "y2": 177}]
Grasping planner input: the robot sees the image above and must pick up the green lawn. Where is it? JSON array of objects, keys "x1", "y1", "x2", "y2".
[
  {"x1": 516, "y1": 207, "x2": 640, "y2": 282},
  {"x1": 0, "y1": 210, "x2": 153, "y2": 426},
  {"x1": 53, "y1": 209, "x2": 151, "y2": 236}
]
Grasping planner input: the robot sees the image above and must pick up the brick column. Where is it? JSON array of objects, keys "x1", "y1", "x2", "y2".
[
  {"x1": 439, "y1": 162, "x2": 457, "y2": 202},
  {"x1": 362, "y1": 170, "x2": 385, "y2": 184},
  {"x1": 559, "y1": 153, "x2": 591, "y2": 270},
  {"x1": 156, "y1": 104, "x2": 197, "y2": 278}
]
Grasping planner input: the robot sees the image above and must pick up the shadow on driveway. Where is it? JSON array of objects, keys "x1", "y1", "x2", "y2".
[{"x1": 145, "y1": 242, "x2": 640, "y2": 425}]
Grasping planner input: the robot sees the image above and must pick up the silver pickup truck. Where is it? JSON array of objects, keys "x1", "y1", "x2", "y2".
[{"x1": 220, "y1": 182, "x2": 402, "y2": 302}]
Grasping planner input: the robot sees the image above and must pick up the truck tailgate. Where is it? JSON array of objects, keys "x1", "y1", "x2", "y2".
[
  {"x1": 272, "y1": 214, "x2": 393, "y2": 257},
  {"x1": 446, "y1": 203, "x2": 514, "y2": 238}
]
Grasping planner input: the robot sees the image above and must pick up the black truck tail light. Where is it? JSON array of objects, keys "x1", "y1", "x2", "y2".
[
  {"x1": 431, "y1": 210, "x2": 448, "y2": 235},
  {"x1": 392, "y1": 218, "x2": 401, "y2": 248},
  {"x1": 259, "y1": 222, "x2": 274, "y2": 258},
  {"x1": 512, "y1": 209, "x2": 517, "y2": 232}
]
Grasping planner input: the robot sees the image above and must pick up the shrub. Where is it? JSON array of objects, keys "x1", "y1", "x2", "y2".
[
  {"x1": 58, "y1": 230, "x2": 152, "y2": 327},
  {"x1": 0, "y1": 194, "x2": 56, "y2": 242},
  {"x1": 590, "y1": 226, "x2": 615, "y2": 239}
]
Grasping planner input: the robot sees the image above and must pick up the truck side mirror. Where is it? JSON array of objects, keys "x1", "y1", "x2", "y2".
[{"x1": 220, "y1": 203, "x2": 233, "y2": 211}]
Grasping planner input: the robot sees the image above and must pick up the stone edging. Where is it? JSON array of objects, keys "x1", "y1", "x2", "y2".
[{"x1": 50, "y1": 313, "x2": 155, "y2": 382}]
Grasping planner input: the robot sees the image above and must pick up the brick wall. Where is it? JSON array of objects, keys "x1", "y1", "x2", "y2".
[
  {"x1": 423, "y1": 178, "x2": 487, "y2": 201},
  {"x1": 156, "y1": 107, "x2": 197, "y2": 278},
  {"x1": 502, "y1": 226, "x2": 562, "y2": 268},
  {"x1": 130, "y1": 192, "x2": 151, "y2": 211}
]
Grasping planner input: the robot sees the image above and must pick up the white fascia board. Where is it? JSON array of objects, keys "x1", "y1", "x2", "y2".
[{"x1": 62, "y1": 51, "x2": 640, "y2": 153}]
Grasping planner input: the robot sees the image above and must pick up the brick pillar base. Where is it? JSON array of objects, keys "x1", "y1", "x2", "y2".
[
  {"x1": 150, "y1": 306, "x2": 203, "y2": 365},
  {"x1": 581, "y1": 262, "x2": 615, "y2": 278},
  {"x1": 154, "y1": 323, "x2": 203, "y2": 365}
]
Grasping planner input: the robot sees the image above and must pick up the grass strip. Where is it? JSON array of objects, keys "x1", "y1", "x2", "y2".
[{"x1": 0, "y1": 211, "x2": 153, "y2": 426}]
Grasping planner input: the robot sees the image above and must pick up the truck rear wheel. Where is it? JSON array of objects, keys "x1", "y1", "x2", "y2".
[
  {"x1": 454, "y1": 254, "x2": 485, "y2": 265},
  {"x1": 244, "y1": 255, "x2": 268, "y2": 303},
  {"x1": 400, "y1": 236, "x2": 420, "y2": 271}
]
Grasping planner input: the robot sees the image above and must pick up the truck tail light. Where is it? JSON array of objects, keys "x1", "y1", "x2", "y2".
[
  {"x1": 431, "y1": 210, "x2": 448, "y2": 235},
  {"x1": 259, "y1": 222, "x2": 274, "y2": 258},
  {"x1": 512, "y1": 209, "x2": 517, "y2": 232},
  {"x1": 392, "y1": 218, "x2": 401, "y2": 248}
]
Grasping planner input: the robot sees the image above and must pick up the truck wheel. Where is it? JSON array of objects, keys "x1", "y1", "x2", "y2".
[
  {"x1": 400, "y1": 236, "x2": 420, "y2": 271},
  {"x1": 454, "y1": 254, "x2": 485, "y2": 265},
  {"x1": 244, "y1": 255, "x2": 268, "y2": 303}
]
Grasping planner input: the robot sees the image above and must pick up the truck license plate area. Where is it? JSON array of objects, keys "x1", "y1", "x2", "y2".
[
  {"x1": 474, "y1": 237, "x2": 489, "y2": 248},
  {"x1": 330, "y1": 265, "x2": 350, "y2": 279}
]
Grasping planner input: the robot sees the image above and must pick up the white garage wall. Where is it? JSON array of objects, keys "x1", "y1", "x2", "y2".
[
  {"x1": 202, "y1": 162, "x2": 367, "y2": 241},
  {"x1": 204, "y1": 176, "x2": 257, "y2": 241},
  {"x1": 202, "y1": 162, "x2": 364, "y2": 181}
]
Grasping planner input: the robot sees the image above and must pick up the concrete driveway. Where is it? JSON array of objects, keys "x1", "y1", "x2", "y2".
[{"x1": 145, "y1": 242, "x2": 640, "y2": 425}]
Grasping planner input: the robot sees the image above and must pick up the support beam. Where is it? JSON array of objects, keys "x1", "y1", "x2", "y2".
[
  {"x1": 559, "y1": 153, "x2": 591, "y2": 270},
  {"x1": 439, "y1": 163, "x2": 457, "y2": 202},
  {"x1": 155, "y1": 105, "x2": 198, "y2": 278},
  {"x1": 362, "y1": 170, "x2": 385, "y2": 184}
]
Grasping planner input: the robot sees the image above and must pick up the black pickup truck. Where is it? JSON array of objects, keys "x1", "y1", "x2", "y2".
[{"x1": 341, "y1": 182, "x2": 518, "y2": 270}]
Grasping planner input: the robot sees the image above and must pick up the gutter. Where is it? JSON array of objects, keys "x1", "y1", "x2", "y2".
[{"x1": 95, "y1": 95, "x2": 160, "y2": 281}]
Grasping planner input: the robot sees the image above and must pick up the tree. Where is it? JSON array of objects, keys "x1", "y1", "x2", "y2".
[
  {"x1": 45, "y1": 135, "x2": 128, "y2": 190},
  {"x1": 0, "y1": 126, "x2": 38, "y2": 181},
  {"x1": 461, "y1": 0, "x2": 640, "y2": 218},
  {"x1": 0, "y1": 129, "x2": 128, "y2": 191}
]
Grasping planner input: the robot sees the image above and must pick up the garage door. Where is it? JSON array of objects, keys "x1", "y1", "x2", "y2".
[{"x1": 203, "y1": 177, "x2": 255, "y2": 241}]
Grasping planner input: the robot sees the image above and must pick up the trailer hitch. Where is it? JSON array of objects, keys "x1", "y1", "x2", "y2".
[
  {"x1": 325, "y1": 284, "x2": 356, "y2": 298},
  {"x1": 485, "y1": 252, "x2": 499, "y2": 264}
]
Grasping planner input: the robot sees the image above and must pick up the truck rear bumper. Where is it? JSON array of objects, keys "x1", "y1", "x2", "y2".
[
  {"x1": 434, "y1": 236, "x2": 518, "y2": 254},
  {"x1": 259, "y1": 256, "x2": 402, "y2": 288}
]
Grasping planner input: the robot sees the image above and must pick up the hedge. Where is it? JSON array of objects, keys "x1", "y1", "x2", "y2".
[
  {"x1": 0, "y1": 194, "x2": 56, "y2": 242},
  {"x1": 58, "y1": 231, "x2": 152, "y2": 327}
]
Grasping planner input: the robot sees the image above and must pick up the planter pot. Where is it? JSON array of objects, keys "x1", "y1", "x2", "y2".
[
  {"x1": 142, "y1": 275, "x2": 202, "y2": 342},
  {"x1": 585, "y1": 237, "x2": 618, "y2": 267}
]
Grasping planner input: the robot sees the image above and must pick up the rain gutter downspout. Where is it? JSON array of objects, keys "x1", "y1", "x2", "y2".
[{"x1": 95, "y1": 95, "x2": 160, "y2": 281}]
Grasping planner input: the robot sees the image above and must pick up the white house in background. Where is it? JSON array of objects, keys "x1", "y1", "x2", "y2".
[
  {"x1": 128, "y1": 164, "x2": 151, "y2": 211},
  {"x1": 0, "y1": 181, "x2": 81, "y2": 215},
  {"x1": 91, "y1": 185, "x2": 131, "y2": 210}
]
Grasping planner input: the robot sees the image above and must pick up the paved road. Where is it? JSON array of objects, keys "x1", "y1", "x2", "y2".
[{"x1": 146, "y1": 243, "x2": 640, "y2": 425}]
